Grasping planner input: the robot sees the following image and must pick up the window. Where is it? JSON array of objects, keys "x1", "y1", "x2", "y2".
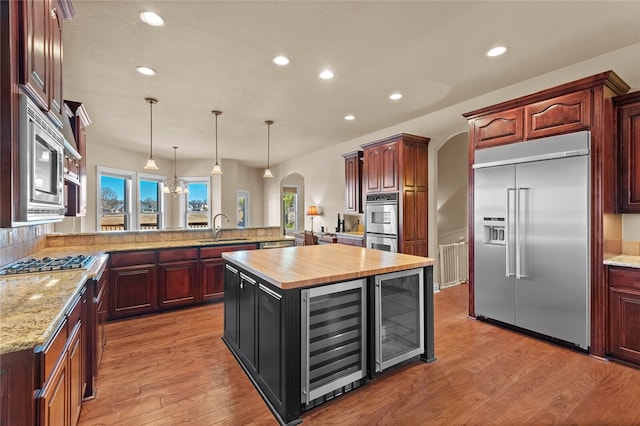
[
  {"x1": 97, "y1": 167, "x2": 134, "y2": 231},
  {"x1": 183, "y1": 178, "x2": 211, "y2": 229},
  {"x1": 283, "y1": 186, "x2": 298, "y2": 233},
  {"x1": 139, "y1": 173, "x2": 164, "y2": 230},
  {"x1": 237, "y1": 190, "x2": 249, "y2": 228}
]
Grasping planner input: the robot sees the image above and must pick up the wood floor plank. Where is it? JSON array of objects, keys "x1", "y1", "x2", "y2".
[{"x1": 79, "y1": 283, "x2": 640, "y2": 425}]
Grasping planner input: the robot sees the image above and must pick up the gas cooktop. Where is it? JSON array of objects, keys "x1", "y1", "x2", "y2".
[{"x1": 0, "y1": 255, "x2": 95, "y2": 276}]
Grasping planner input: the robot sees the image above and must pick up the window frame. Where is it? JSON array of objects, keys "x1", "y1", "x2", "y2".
[
  {"x1": 138, "y1": 172, "x2": 166, "y2": 231},
  {"x1": 181, "y1": 176, "x2": 212, "y2": 229},
  {"x1": 282, "y1": 185, "x2": 299, "y2": 234},
  {"x1": 237, "y1": 189, "x2": 250, "y2": 228},
  {"x1": 96, "y1": 166, "x2": 136, "y2": 232}
]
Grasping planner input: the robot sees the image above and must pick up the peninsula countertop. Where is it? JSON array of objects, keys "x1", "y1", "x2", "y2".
[{"x1": 222, "y1": 244, "x2": 434, "y2": 290}]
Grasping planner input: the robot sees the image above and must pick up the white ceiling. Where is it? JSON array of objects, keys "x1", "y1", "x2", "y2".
[{"x1": 62, "y1": 1, "x2": 640, "y2": 168}]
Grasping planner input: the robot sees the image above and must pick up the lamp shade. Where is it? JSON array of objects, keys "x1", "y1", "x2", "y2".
[{"x1": 306, "y1": 206, "x2": 319, "y2": 216}]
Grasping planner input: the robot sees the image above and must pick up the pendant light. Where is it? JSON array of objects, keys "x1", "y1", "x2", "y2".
[
  {"x1": 163, "y1": 146, "x2": 188, "y2": 196},
  {"x1": 210, "y1": 110, "x2": 223, "y2": 175},
  {"x1": 263, "y1": 120, "x2": 274, "y2": 178},
  {"x1": 143, "y1": 97, "x2": 159, "y2": 170}
]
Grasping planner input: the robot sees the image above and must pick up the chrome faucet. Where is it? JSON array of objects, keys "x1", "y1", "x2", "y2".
[{"x1": 212, "y1": 213, "x2": 230, "y2": 240}]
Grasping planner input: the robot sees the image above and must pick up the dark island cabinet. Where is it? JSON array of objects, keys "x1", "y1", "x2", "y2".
[
  {"x1": 158, "y1": 248, "x2": 199, "y2": 309},
  {"x1": 614, "y1": 91, "x2": 640, "y2": 213},
  {"x1": 223, "y1": 264, "x2": 301, "y2": 425},
  {"x1": 608, "y1": 266, "x2": 640, "y2": 366},
  {"x1": 108, "y1": 251, "x2": 157, "y2": 320}
]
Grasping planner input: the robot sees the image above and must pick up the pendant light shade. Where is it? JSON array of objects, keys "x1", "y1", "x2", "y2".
[
  {"x1": 210, "y1": 110, "x2": 223, "y2": 175},
  {"x1": 263, "y1": 120, "x2": 274, "y2": 178},
  {"x1": 163, "y1": 146, "x2": 188, "y2": 196},
  {"x1": 143, "y1": 97, "x2": 159, "y2": 170}
]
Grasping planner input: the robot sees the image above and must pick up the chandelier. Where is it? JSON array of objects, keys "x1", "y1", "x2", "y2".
[{"x1": 163, "y1": 146, "x2": 188, "y2": 196}]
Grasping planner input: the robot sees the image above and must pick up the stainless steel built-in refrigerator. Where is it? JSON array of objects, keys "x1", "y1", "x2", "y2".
[{"x1": 473, "y1": 131, "x2": 590, "y2": 349}]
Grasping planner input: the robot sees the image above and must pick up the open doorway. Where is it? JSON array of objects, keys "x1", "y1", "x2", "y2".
[
  {"x1": 281, "y1": 172, "x2": 305, "y2": 235},
  {"x1": 436, "y1": 132, "x2": 469, "y2": 289}
]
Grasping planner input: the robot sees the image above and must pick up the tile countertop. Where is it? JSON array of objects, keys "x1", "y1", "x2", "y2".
[
  {"x1": 0, "y1": 254, "x2": 108, "y2": 354},
  {"x1": 0, "y1": 235, "x2": 292, "y2": 355},
  {"x1": 604, "y1": 255, "x2": 640, "y2": 269}
]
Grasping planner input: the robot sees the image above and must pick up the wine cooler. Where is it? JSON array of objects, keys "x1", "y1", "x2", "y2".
[
  {"x1": 301, "y1": 279, "x2": 367, "y2": 406},
  {"x1": 375, "y1": 268, "x2": 424, "y2": 372}
]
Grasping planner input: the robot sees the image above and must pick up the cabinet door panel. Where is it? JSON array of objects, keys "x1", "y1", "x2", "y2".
[
  {"x1": 525, "y1": 90, "x2": 591, "y2": 139},
  {"x1": 22, "y1": 0, "x2": 50, "y2": 109},
  {"x1": 108, "y1": 265, "x2": 157, "y2": 319},
  {"x1": 158, "y1": 261, "x2": 198, "y2": 309},
  {"x1": 68, "y1": 323, "x2": 83, "y2": 426},
  {"x1": 364, "y1": 148, "x2": 382, "y2": 193},
  {"x1": 472, "y1": 108, "x2": 523, "y2": 149},
  {"x1": 618, "y1": 100, "x2": 640, "y2": 212},
  {"x1": 224, "y1": 265, "x2": 239, "y2": 345},
  {"x1": 238, "y1": 273, "x2": 256, "y2": 367},
  {"x1": 37, "y1": 356, "x2": 67, "y2": 426},
  {"x1": 258, "y1": 284, "x2": 283, "y2": 400},
  {"x1": 381, "y1": 144, "x2": 398, "y2": 191},
  {"x1": 49, "y1": 6, "x2": 63, "y2": 118},
  {"x1": 201, "y1": 258, "x2": 224, "y2": 302}
]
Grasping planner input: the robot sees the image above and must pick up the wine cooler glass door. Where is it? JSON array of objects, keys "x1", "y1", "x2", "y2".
[{"x1": 375, "y1": 268, "x2": 424, "y2": 372}]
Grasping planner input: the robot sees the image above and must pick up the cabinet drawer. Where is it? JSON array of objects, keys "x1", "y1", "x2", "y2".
[
  {"x1": 158, "y1": 248, "x2": 198, "y2": 263},
  {"x1": 40, "y1": 319, "x2": 68, "y2": 384},
  {"x1": 609, "y1": 267, "x2": 640, "y2": 290},
  {"x1": 109, "y1": 250, "x2": 156, "y2": 267},
  {"x1": 200, "y1": 244, "x2": 256, "y2": 259}
]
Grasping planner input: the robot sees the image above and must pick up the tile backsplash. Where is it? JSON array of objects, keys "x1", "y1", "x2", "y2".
[{"x1": 0, "y1": 224, "x2": 50, "y2": 267}]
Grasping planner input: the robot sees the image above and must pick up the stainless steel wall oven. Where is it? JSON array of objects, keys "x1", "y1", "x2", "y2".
[{"x1": 365, "y1": 192, "x2": 399, "y2": 252}]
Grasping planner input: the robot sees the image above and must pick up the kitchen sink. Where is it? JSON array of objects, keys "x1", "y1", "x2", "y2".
[{"x1": 199, "y1": 238, "x2": 251, "y2": 243}]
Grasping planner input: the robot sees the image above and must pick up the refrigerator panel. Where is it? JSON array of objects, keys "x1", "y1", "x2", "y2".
[
  {"x1": 474, "y1": 164, "x2": 516, "y2": 324},
  {"x1": 514, "y1": 155, "x2": 589, "y2": 348}
]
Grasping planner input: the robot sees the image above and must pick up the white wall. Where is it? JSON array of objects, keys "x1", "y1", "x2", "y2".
[
  {"x1": 60, "y1": 43, "x2": 640, "y2": 254},
  {"x1": 437, "y1": 133, "x2": 468, "y2": 245}
]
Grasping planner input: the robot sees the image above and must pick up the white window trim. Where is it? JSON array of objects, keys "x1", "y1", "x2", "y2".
[
  {"x1": 96, "y1": 166, "x2": 136, "y2": 232},
  {"x1": 138, "y1": 172, "x2": 166, "y2": 230},
  {"x1": 282, "y1": 184, "x2": 299, "y2": 234},
  {"x1": 180, "y1": 176, "x2": 212, "y2": 229},
  {"x1": 237, "y1": 189, "x2": 250, "y2": 228}
]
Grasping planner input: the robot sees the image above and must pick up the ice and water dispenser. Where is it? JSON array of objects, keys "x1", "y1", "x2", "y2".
[{"x1": 482, "y1": 217, "x2": 505, "y2": 245}]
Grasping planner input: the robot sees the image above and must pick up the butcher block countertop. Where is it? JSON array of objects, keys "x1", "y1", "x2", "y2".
[{"x1": 222, "y1": 244, "x2": 434, "y2": 290}]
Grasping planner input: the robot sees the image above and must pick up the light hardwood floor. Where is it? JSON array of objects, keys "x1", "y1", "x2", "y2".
[{"x1": 79, "y1": 283, "x2": 640, "y2": 425}]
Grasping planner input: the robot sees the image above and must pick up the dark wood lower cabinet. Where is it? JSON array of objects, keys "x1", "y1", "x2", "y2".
[
  {"x1": 108, "y1": 264, "x2": 157, "y2": 319},
  {"x1": 200, "y1": 257, "x2": 224, "y2": 301},
  {"x1": 158, "y1": 250, "x2": 199, "y2": 309},
  {"x1": 608, "y1": 266, "x2": 640, "y2": 366}
]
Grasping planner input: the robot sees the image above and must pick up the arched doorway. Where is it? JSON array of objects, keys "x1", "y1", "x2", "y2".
[{"x1": 280, "y1": 172, "x2": 305, "y2": 234}]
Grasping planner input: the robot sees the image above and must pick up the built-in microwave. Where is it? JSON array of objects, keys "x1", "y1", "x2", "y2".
[{"x1": 18, "y1": 94, "x2": 66, "y2": 222}]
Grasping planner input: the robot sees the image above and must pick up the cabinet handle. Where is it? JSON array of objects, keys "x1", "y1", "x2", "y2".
[{"x1": 259, "y1": 283, "x2": 282, "y2": 300}]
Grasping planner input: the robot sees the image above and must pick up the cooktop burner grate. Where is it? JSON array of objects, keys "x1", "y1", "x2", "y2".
[{"x1": 0, "y1": 255, "x2": 95, "y2": 275}]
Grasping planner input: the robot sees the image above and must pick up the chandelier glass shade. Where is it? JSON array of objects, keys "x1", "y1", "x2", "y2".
[
  {"x1": 163, "y1": 146, "x2": 188, "y2": 196},
  {"x1": 263, "y1": 120, "x2": 274, "y2": 178},
  {"x1": 210, "y1": 110, "x2": 223, "y2": 175},
  {"x1": 143, "y1": 97, "x2": 159, "y2": 170}
]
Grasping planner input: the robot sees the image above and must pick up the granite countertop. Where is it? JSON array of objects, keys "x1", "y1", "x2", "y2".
[
  {"x1": 604, "y1": 255, "x2": 640, "y2": 269},
  {"x1": 0, "y1": 254, "x2": 108, "y2": 354},
  {"x1": 0, "y1": 235, "x2": 291, "y2": 355},
  {"x1": 223, "y1": 244, "x2": 434, "y2": 290}
]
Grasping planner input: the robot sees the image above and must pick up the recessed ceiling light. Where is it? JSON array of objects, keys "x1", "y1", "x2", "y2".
[
  {"x1": 344, "y1": 115, "x2": 355, "y2": 121},
  {"x1": 272, "y1": 56, "x2": 290, "y2": 66},
  {"x1": 486, "y1": 46, "x2": 507, "y2": 57},
  {"x1": 319, "y1": 70, "x2": 334, "y2": 80},
  {"x1": 389, "y1": 92, "x2": 403, "y2": 101},
  {"x1": 139, "y1": 11, "x2": 165, "y2": 27},
  {"x1": 136, "y1": 66, "x2": 156, "y2": 76}
]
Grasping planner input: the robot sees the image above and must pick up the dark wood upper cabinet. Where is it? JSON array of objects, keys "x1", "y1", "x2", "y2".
[
  {"x1": 471, "y1": 107, "x2": 523, "y2": 149},
  {"x1": 524, "y1": 90, "x2": 591, "y2": 139},
  {"x1": 361, "y1": 134, "x2": 430, "y2": 256},
  {"x1": 64, "y1": 100, "x2": 90, "y2": 217},
  {"x1": 614, "y1": 91, "x2": 640, "y2": 213},
  {"x1": 342, "y1": 150, "x2": 363, "y2": 213}
]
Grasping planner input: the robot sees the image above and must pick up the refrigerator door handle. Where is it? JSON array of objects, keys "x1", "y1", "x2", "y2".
[
  {"x1": 506, "y1": 187, "x2": 516, "y2": 277},
  {"x1": 516, "y1": 187, "x2": 528, "y2": 279}
]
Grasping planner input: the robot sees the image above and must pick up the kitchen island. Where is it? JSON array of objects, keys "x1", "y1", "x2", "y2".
[{"x1": 222, "y1": 244, "x2": 435, "y2": 425}]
